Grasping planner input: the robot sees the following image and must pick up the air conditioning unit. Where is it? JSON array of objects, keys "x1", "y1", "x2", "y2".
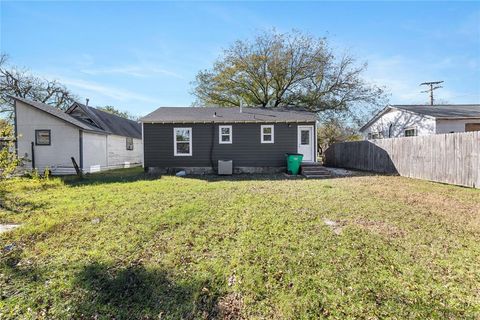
[{"x1": 218, "y1": 160, "x2": 233, "y2": 175}]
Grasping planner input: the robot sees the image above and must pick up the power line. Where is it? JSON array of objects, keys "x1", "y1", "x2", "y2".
[{"x1": 420, "y1": 81, "x2": 444, "y2": 106}]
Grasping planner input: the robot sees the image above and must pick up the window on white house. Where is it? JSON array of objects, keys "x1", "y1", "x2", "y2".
[
  {"x1": 126, "y1": 137, "x2": 134, "y2": 150},
  {"x1": 465, "y1": 123, "x2": 480, "y2": 132},
  {"x1": 368, "y1": 132, "x2": 381, "y2": 140},
  {"x1": 219, "y1": 125, "x2": 232, "y2": 144},
  {"x1": 35, "y1": 130, "x2": 51, "y2": 145},
  {"x1": 261, "y1": 125, "x2": 274, "y2": 143},
  {"x1": 404, "y1": 128, "x2": 417, "y2": 137},
  {"x1": 174, "y1": 127, "x2": 192, "y2": 156}
]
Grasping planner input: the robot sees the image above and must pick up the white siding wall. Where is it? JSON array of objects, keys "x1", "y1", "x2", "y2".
[
  {"x1": 436, "y1": 119, "x2": 480, "y2": 133},
  {"x1": 82, "y1": 132, "x2": 108, "y2": 172},
  {"x1": 15, "y1": 100, "x2": 80, "y2": 174},
  {"x1": 362, "y1": 109, "x2": 436, "y2": 139},
  {"x1": 106, "y1": 134, "x2": 143, "y2": 169}
]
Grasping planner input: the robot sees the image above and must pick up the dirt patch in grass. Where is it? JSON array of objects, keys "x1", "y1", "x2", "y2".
[
  {"x1": 323, "y1": 218, "x2": 404, "y2": 238},
  {"x1": 323, "y1": 218, "x2": 347, "y2": 235},
  {"x1": 354, "y1": 219, "x2": 405, "y2": 238},
  {"x1": 217, "y1": 292, "x2": 243, "y2": 320}
]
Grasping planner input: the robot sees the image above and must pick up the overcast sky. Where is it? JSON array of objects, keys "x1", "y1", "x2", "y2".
[{"x1": 2, "y1": 1, "x2": 479, "y2": 116}]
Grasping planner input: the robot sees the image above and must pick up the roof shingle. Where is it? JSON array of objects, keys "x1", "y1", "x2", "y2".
[
  {"x1": 11, "y1": 96, "x2": 141, "y2": 139},
  {"x1": 11, "y1": 96, "x2": 105, "y2": 133},
  {"x1": 71, "y1": 103, "x2": 142, "y2": 139},
  {"x1": 392, "y1": 104, "x2": 480, "y2": 118},
  {"x1": 140, "y1": 107, "x2": 316, "y2": 123}
]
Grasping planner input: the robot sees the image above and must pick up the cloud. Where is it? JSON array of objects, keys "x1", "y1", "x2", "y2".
[
  {"x1": 364, "y1": 54, "x2": 480, "y2": 104},
  {"x1": 80, "y1": 65, "x2": 184, "y2": 79},
  {"x1": 457, "y1": 10, "x2": 480, "y2": 40},
  {"x1": 49, "y1": 75, "x2": 160, "y2": 104}
]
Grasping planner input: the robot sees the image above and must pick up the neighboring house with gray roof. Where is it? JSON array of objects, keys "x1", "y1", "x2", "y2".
[
  {"x1": 12, "y1": 96, "x2": 142, "y2": 175},
  {"x1": 140, "y1": 106, "x2": 317, "y2": 173},
  {"x1": 360, "y1": 104, "x2": 480, "y2": 139}
]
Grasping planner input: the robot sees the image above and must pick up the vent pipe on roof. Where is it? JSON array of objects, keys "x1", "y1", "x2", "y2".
[
  {"x1": 240, "y1": 101, "x2": 243, "y2": 113},
  {"x1": 213, "y1": 112, "x2": 217, "y2": 118},
  {"x1": 85, "y1": 98, "x2": 89, "y2": 106}
]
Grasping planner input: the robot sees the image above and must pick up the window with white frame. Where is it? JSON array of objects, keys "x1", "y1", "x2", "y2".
[
  {"x1": 404, "y1": 128, "x2": 417, "y2": 137},
  {"x1": 126, "y1": 137, "x2": 134, "y2": 150},
  {"x1": 261, "y1": 125, "x2": 274, "y2": 143},
  {"x1": 219, "y1": 125, "x2": 232, "y2": 144},
  {"x1": 174, "y1": 127, "x2": 192, "y2": 156}
]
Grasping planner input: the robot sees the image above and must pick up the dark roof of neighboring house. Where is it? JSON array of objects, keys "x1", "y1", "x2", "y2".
[
  {"x1": 392, "y1": 104, "x2": 480, "y2": 118},
  {"x1": 11, "y1": 96, "x2": 105, "y2": 133},
  {"x1": 140, "y1": 107, "x2": 316, "y2": 123},
  {"x1": 11, "y1": 96, "x2": 142, "y2": 139},
  {"x1": 69, "y1": 103, "x2": 142, "y2": 139},
  {"x1": 360, "y1": 104, "x2": 480, "y2": 132}
]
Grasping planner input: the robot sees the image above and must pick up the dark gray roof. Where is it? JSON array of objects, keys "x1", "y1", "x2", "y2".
[
  {"x1": 70, "y1": 103, "x2": 142, "y2": 139},
  {"x1": 392, "y1": 104, "x2": 480, "y2": 118},
  {"x1": 360, "y1": 104, "x2": 480, "y2": 132},
  {"x1": 11, "y1": 96, "x2": 141, "y2": 139},
  {"x1": 140, "y1": 107, "x2": 316, "y2": 123},
  {"x1": 11, "y1": 96, "x2": 105, "y2": 133}
]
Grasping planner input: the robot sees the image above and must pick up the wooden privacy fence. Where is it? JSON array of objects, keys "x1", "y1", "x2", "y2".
[{"x1": 324, "y1": 131, "x2": 480, "y2": 188}]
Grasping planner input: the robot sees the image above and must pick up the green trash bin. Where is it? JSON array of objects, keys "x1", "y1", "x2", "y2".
[{"x1": 286, "y1": 153, "x2": 303, "y2": 175}]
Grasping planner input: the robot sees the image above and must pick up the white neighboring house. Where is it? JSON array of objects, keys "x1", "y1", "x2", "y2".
[
  {"x1": 12, "y1": 96, "x2": 143, "y2": 175},
  {"x1": 360, "y1": 104, "x2": 480, "y2": 139}
]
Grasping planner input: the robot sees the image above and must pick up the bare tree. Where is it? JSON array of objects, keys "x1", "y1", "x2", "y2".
[
  {"x1": 0, "y1": 53, "x2": 78, "y2": 118},
  {"x1": 97, "y1": 105, "x2": 138, "y2": 121},
  {"x1": 192, "y1": 30, "x2": 386, "y2": 114}
]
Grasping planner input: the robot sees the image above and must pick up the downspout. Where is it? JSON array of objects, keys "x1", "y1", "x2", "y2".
[
  {"x1": 13, "y1": 100, "x2": 18, "y2": 156},
  {"x1": 141, "y1": 122, "x2": 145, "y2": 169},
  {"x1": 31, "y1": 142, "x2": 35, "y2": 170},
  {"x1": 79, "y1": 130, "x2": 83, "y2": 172},
  {"x1": 210, "y1": 123, "x2": 215, "y2": 172},
  {"x1": 106, "y1": 134, "x2": 109, "y2": 170},
  {"x1": 314, "y1": 120, "x2": 318, "y2": 163}
]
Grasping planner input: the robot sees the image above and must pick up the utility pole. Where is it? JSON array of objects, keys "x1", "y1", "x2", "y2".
[{"x1": 420, "y1": 81, "x2": 443, "y2": 106}]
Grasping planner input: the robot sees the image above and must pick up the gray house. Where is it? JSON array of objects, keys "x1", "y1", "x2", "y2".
[{"x1": 140, "y1": 107, "x2": 317, "y2": 174}]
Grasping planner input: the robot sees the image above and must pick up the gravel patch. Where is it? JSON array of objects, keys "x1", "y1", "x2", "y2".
[{"x1": 324, "y1": 167, "x2": 354, "y2": 176}]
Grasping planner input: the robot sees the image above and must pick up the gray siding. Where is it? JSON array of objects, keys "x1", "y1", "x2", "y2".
[{"x1": 143, "y1": 122, "x2": 314, "y2": 168}]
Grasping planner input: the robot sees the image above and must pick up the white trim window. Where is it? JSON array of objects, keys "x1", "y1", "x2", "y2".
[
  {"x1": 126, "y1": 137, "x2": 134, "y2": 150},
  {"x1": 219, "y1": 125, "x2": 232, "y2": 144},
  {"x1": 174, "y1": 127, "x2": 192, "y2": 156},
  {"x1": 261, "y1": 125, "x2": 274, "y2": 143}
]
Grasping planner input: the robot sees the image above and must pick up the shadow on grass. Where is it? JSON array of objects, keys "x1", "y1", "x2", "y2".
[
  {"x1": 184, "y1": 173, "x2": 305, "y2": 182},
  {"x1": 184, "y1": 170, "x2": 375, "y2": 182},
  {"x1": 0, "y1": 185, "x2": 49, "y2": 215},
  {"x1": 73, "y1": 262, "x2": 223, "y2": 319},
  {"x1": 63, "y1": 167, "x2": 163, "y2": 187},
  {"x1": 60, "y1": 166, "x2": 377, "y2": 185}
]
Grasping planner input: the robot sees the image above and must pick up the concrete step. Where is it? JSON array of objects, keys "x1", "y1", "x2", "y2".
[
  {"x1": 303, "y1": 174, "x2": 332, "y2": 179},
  {"x1": 301, "y1": 164, "x2": 333, "y2": 179},
  {"x1": 302, "y1": 167, "x2": 331, "y2": 172},
  {"x1": 302, "y1": 166, "x2": 329, "y2": 170},
  {"x1": 302, "y1": 170, "x2": 331, "y2": 175},
  {"x1": 301, "y1": 163, "x2": 323, "y2": 167}
]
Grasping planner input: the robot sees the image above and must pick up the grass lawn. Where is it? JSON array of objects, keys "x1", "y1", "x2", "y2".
[{"x1": 0, "y1": 168, "x2": 479, "y2": 319}]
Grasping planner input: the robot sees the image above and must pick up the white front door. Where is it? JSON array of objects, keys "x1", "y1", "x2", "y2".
[{"x1": 297, "y1": 125, "x2": 314, "y2": 162}]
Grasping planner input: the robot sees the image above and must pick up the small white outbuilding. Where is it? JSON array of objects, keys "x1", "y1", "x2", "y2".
[
  {"x1": 12, "y1": 96, "x2": 143, "y2": 175},
  {"x1": 360, "y1": 104, "x2": 480, "y2": 139}
]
